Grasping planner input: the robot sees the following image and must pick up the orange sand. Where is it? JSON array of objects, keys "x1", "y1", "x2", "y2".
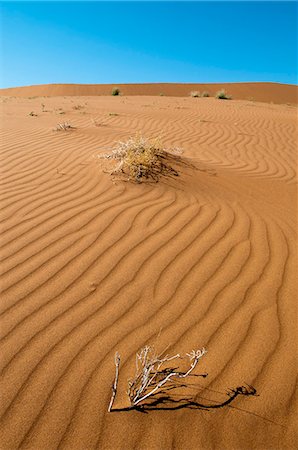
[
  {"x1": 0, "y1": 81, "x2": 297, "y2": 105},
  {"x1": 0, "y1": 94, "x2": 297, "y2": 449}
]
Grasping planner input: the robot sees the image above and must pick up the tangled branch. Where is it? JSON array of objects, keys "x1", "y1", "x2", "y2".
[{"x1": 108, "y1": 346, "x2": 207, "y2": 411}]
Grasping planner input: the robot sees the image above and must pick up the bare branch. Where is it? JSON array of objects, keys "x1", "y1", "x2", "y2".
[{"x1": 108, "y1": 352, "x2": 120, "y2": 412}]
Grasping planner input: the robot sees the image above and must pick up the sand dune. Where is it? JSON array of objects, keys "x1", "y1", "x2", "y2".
[
  {"x1": 0, "y1": 95, "x2": 297, "y2": 449},
  {"x1": 0, "y1": 81, "x2": 297, "y2": 105}
]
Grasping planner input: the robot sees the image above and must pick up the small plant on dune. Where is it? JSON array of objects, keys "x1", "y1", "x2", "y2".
[
  {"x1": 215, "y1": 89, "x2": 232, "y2": 100},
  {"x1": 201, "y1": 91, "x2": 210, "y2": 97},
  {"x1": 97, "y1": 135, "x2": 195, "y2": 183},
  {"x1": 112, "y1": 87, "x2": 120, "y2": 96},
  {"x1": 108, "y1": 346, "x2": 207, "y2": 412},
  {"x1": 190, "y1": 91, "x2": 200, "y2": 98},
  {"x1": 29, "y1": 111, "x2": 38, "y2": 117},
  {"x1": 55, "y1": 108, "x2": 65, "y2": 115},
  {"x1": 159, "y1": 93, "x2": 165, "y2": 96},
  {"x1": 108, "y1": 112, "x2": 119, "y2": 116},
  {"x1": 53, "y1": 122, "x2": 76, "y2": 131},
  {"x1": 108, "y1": 346, "x2": 258, "y2": 412},
  {"x1": 72, "y1": 104, "x2": 84, "y2": 110}
]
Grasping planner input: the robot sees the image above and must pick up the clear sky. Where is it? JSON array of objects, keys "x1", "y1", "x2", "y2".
[{"x1": 0, "y1": 1, "x2": 297, "y2": 88}]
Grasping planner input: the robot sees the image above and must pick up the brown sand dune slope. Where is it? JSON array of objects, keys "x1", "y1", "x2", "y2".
[
  {"x1": 0, "y1": 81, "x2": 297, "y2": 104},
  {"x1": 0, "y1": 95, "x2": 297, "y2": 449}
]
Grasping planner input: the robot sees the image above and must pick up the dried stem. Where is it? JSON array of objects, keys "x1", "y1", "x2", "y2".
[{"x1": 108, "y1": 352, "x2": 120, "y2": 412}]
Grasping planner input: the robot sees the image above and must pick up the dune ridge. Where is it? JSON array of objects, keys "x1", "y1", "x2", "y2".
[
  {"x1": 0, "y1": 94, "x2": 297, "y2": 449},
  {"x1": 1, "y1": 81, "x2": 297, "y2": 105}
]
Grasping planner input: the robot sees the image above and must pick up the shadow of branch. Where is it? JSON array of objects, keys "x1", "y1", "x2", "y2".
[{"x1": 111, "y1": 384, "x2": 258, "y2": 413}]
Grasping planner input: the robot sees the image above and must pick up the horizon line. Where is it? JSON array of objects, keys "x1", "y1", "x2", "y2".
[{"x1": 2, "y1": 81, "x2": 298, "y2": 90}]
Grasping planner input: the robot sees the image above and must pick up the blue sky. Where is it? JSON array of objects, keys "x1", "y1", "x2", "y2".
[{"x1": 0, "y1": 1, "x2": 297, "y2": 88}]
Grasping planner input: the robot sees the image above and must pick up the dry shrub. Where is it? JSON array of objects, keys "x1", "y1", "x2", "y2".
[
  {"x1": 190, "y1": 91, "x2": 200, "y2": 97},
  {"x1": 127, "y1": 346, "x2": 206, "y2": 407},
  {"x1": 201, "y1": 91, "x2": 210, "y2": 97},
  {"x1": 108, "y1": 346, "x2": 258, "y2": 413},
  {"x1": 108, "y1": 346, "x2": 207, "y2": 411},
  {"x1": 215, "y1": 89, "x2": 232, "y2": 100},
  {"x1": 112, "y1": 87, "x2": 120, "y2": 96},
  {"x1": 97, "y1": 135, "x2": 194, "y2": 183},
  {"x1": 53, "y1": 122, "x2": 76, "y2": 131}
]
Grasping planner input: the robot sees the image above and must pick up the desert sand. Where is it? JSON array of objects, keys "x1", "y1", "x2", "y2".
[
  {"x1": 1, "y1": 81, "x2": 297, "y2": 105},
  {"x1": 0, "y1": 90, "x2": 297, "y2": 449}
]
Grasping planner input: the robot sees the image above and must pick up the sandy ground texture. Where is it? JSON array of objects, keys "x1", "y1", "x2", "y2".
[
  {"x1": 0, "y1": 82, "x2": 297, "y2": 105},
  {"x1": 0, "y1": 94, "x2": 297, "y2": 450}
]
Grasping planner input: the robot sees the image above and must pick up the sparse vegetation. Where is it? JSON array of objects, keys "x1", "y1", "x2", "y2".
[
  {"x1": 215, "y1": 89, "x2": 232, "y2": 100},
  {"x1": 201, "y1": 91, "x2": 210, "y2": 97},
  {"x1": 108, "y1": 112, "x2": 119, "y2": 116},
  {"x1": 53, "y1": 122, "x2": 76, "y2": 131},
  {"x1": 72, "y1": 104, "x2": 84, "y2": 110},
  {"x1": 112, "y1": 87, "x2": 120, "y2": 96},
  {"x1": 190, "y1": 91, "x2": 200, "y2": 98},
  {"x1": 29, "y1": 111, "x2": 38, "y2": 117},
  {"x1": 97, "y1": 135, "x2": 195, "y2": 183}
]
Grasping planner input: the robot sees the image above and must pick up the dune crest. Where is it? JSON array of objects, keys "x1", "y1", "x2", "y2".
[{"x1": 0, "y1": 81, "x2": 297, "y2": 104}]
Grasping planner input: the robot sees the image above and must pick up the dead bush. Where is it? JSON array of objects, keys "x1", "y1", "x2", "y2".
[
  {"x1": 97, "y1": 135, "x2": 195, "y2": 183},
  {"x1": 108, "y1": 346, "x2": 207, "y2": 411},
  {"x1": 53, "y1": 122, "x2": 76, "y2": 131},
  {"x1": 215, "y1": 89, "x2": 232, "y2": 100},
  {"x1": 108, "y1": 345, "x2": 258, "y2": 413}
]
